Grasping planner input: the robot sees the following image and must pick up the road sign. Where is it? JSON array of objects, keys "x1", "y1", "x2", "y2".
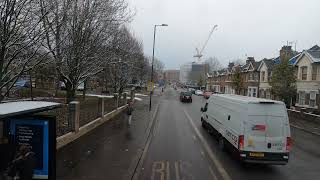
[{"x1": 147, "y1": 82, "x2": 154, "y2": 92}]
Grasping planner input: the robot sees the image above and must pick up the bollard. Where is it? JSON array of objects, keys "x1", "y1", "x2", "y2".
[
  {"x1": 130, "y1": 90, "x2": 135, "y2": 101},
  {"x1": 114, "y1": 93, "x2": 119, "y2": 108},
  {"x1": 98, "y1": 97, "x2": 105, "y2": 118},
  {"x1": 68, "y1": 101, "x2": 80, "y2": 132},
  {"x1": 123, "y1": 93, "x2": 127, "y2": 104}
]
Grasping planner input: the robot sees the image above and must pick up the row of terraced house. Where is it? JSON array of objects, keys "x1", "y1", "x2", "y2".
[{"x1": 206, "y1": 45, "x2": 320, "y2": 110}]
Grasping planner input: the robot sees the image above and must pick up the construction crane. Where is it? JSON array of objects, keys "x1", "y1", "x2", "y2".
[{"x1": 193, "y1": 25, "x2": 218, "y2": 63}]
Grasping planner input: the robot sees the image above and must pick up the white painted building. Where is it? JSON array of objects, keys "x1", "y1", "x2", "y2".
[
  {"x1": 258, "y1": 59, "x2": 274, "y2": 99},
  {"x1": 294, "y1": 45, "x2": 320, "y2": 109},
  {"x1": 179, "y1": 63, "x2": 192, "y2": 84}
]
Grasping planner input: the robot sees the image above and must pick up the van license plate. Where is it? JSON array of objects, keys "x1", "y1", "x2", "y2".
[{"x1": 249, "y1": 152, "x2": 264, "y2": 157}]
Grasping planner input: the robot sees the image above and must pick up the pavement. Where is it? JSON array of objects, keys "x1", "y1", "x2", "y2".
[
  {"x1": 57, "y1": 87, "x2": 320, "y2": 180},
  {"x1": 56, "y1": 91, "x2": 160, "y2": 180}
]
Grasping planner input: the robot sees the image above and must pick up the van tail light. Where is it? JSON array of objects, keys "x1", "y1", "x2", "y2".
[
  {"x1": 252, "y1": 125, "x2": 266, "y2": 131},
  {"x1": 286, "y1": 137, "x2": 292, "y2": 151},
  {"x1": 238, "y1": 135, "x2": 244, "y2": 150}
]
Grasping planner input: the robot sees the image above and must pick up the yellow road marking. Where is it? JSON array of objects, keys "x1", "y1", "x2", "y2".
[
  {"x1": 166, "y1": 161, "x2": 170, "y2": 180},
  {"x1": 151, "y1": 161, "x2": 165, "y2": 180},
  {"x1": 132, "y1": 103, "x2": 160, "y2": 180},
  {"x1": 184, "y1": 110, "x2": 231, "y2": 180},
  {"x1": 175, "y1": 161, "x2": 181, "y2": 180}
]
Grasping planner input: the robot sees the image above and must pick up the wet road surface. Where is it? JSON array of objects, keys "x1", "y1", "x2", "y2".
[{"x1": 136, "y1": 87, "x2": 320, "y2": 180}]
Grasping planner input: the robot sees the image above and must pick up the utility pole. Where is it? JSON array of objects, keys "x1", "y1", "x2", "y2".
[{"x1": 149, "y1": 24, "x2": 168, "y2": 111}]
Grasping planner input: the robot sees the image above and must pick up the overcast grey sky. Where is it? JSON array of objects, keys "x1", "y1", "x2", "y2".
[{"x1": 128, "y1": 0, "x2": 320, "y2": 69}]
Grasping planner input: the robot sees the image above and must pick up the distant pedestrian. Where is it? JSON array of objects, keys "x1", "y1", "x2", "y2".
[
  {"x1": 6, "y1": 145, "x2": 35, "y2": 180},
  {"x1": 127, "y1": 100, "x2": 134, "y2": 127}
]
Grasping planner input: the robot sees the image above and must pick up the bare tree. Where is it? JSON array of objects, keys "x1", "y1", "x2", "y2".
[
  {"x1": 205, "y1": 57, "x2": 222, "y2": 72},
  {"x1": 134, "y1": 56, "x2": 149, "y2": 85},
  {"x1": 232, "y1": 58, "x2": 245, "y2": 65},
  {"x1": 108, "y1": 26, "x2": 144, "y2": 94},
  {"x1": 0, "y1": 0, "x2": 48, "y2": 101},
  {"x1": 152, "y1": 57, "x2": 165, "y2": 83},
  {"x1": 40, "y1": 0, "x2": 132, "y2": 103}
]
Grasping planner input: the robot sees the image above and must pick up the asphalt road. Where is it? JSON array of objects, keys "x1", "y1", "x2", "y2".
[{"x1": 136, "y1": 87, "x2": 320, "y2": 180}]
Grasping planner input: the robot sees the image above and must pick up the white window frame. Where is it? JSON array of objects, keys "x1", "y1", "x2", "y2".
[
  {"x1": 254, "y1": 73, "x2": 258, "y2": 81},
  {"x1": 299, "y1": 91, "x2": 305, "y2": 105},
  {"x1": 261, "y1": 71, "x2": 265, "y2": 82},
  {"x1": 266, "y1": 91, "x2": 271, "y2": 99},
  {"x1": 249, "y1": 73, "x2": 253, "y2": 81},
  {"x1": 247, "y1": 87, "x2": 258, "y2": 97},
  {"x1": 312, "y1": 66, "x2": 317, "y2": 81},
  {"x1": 212, "y1": 85, "x2": 220, "y2": 93},
  {"x1": 309, "y1": 91, "x2": 317, "y2": 108},
  {"x1": 301, "y1": 66, "x2": 308, "y2": 80}
]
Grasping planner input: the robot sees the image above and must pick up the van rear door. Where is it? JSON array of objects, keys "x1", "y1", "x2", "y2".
[{"x1": 245, "y1": 103, "x2": 287, "y2": 153}]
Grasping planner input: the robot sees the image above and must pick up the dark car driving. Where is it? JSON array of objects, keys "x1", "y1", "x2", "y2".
[{"x1": 180, "y1": 91, "x2": 192, "y2": 103}]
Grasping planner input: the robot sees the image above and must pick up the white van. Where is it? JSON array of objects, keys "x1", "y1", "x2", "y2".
[{"x1": 200, "y1": 94, "x2": 291, "y2": 165}]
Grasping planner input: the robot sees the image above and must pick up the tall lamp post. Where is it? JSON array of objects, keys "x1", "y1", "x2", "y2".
[{"x1": 149, "y1": 24, "x2": 168, "y2": 111}]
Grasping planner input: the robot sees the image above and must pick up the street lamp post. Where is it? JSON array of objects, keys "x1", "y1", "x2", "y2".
[{"x1": 149, "y1": 24, "x2": 168, "y2": 111}]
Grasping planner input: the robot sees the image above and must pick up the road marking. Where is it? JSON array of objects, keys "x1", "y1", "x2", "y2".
[
  {"x1": 193, "y1": 135, "x2": 197, "y2": 140},
  {"x1": 151, "y1": 161, "x2": 165, "y2": 180},
  {"x1": 175, "y1": 161, "x2": 181, "y2": 180},
  {"x1": 184, "y1": 110, "x2": 232, "y2": 180},
  {"x1": 166, "y1": 161, "x2": 170, "y2": 180},
  {"x1": 200, "y1": 150, "x2": 205, "y2": 157},
  {"x1": 209, "y1": 166, "x2": 218, "y2": 180},
  {"x1": 291, "y1": 124, "x2": 320, "y2": 136}
]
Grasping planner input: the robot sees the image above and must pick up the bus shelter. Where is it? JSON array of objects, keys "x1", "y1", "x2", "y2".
[{"x1": 0, "y1": 101, "x2": 61, "y2": 180}]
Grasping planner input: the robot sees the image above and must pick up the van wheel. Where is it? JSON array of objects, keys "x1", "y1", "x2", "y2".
[
  {"x1": 219, "y1": 137, "x2": 226, "y2": 151},
  {"x1": 201, "y1": 119, "x2": 207, "y2": 129}
]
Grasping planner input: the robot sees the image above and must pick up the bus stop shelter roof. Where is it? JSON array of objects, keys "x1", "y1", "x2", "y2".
[{"x1": 0, "y1": 101, "x2": 61, "y2": 119}]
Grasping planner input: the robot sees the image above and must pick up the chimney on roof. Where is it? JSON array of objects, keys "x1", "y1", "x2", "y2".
[
  {"x1": 228, "y1": 62, "x2": 235, "y2": 69},
  {"x1": 246, "y1": 57, "x2": 255, "y2": 65},
  {"x1": 280, "y1": 45, "x2": 293, "y2": 61}
]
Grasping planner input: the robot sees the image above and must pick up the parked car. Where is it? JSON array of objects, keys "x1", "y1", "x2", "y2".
[
  {"x1": 14, "y1": 80, "x2": 31, "y2": 88},
  {"x1": 203, "y1": 91, "x2": 213, "y2": 99},
  {"x1": 180, "y1": 91, "x2": 192, "y2": 103},
  {"x1": 200, "y1": 94, "x2": 291, "y2": 165},
  {"x1": 188, "y1": 88, "x2": 196, "y2": 94},
  {"x1": 77, "y1": 82, "x2": 85, "y2": 91},
  {"x1": 60, "y1": 82, "x2": 66, "y2": 90},
  {"x1": 195, "y1": 90, "x2": 203, "y2": 96}
]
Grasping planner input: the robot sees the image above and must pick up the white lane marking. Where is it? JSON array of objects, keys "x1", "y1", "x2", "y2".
[
  {"x1": 193, "y1": 135, "x2": 197, "y2": 140},
  {"x1": 209, "y1": 166, "x2": 218, "y2": 180},
  {"x1": 184, "y1": 110, "x2": 232, "y2": 180},
  {"x1": 175, "y1": 161, "x2": 180, "y2": 180},
  {"x1": 200, "y1": 150, "x2": 205, "y2": 157}
]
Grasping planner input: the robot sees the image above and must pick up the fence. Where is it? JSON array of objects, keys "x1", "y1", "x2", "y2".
[
  {"x1": 54, "y1": 104, "x2": 69, "y2": 137},
  {"x1": 287, "y1": 109, "x2": 320, "y2": 125},
  {"x1": 79, "y1": 97, "x2": 100, "y2": 127},
  {"x1": 55, "y1": 91, "x2": 134, "y2": 137}
]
